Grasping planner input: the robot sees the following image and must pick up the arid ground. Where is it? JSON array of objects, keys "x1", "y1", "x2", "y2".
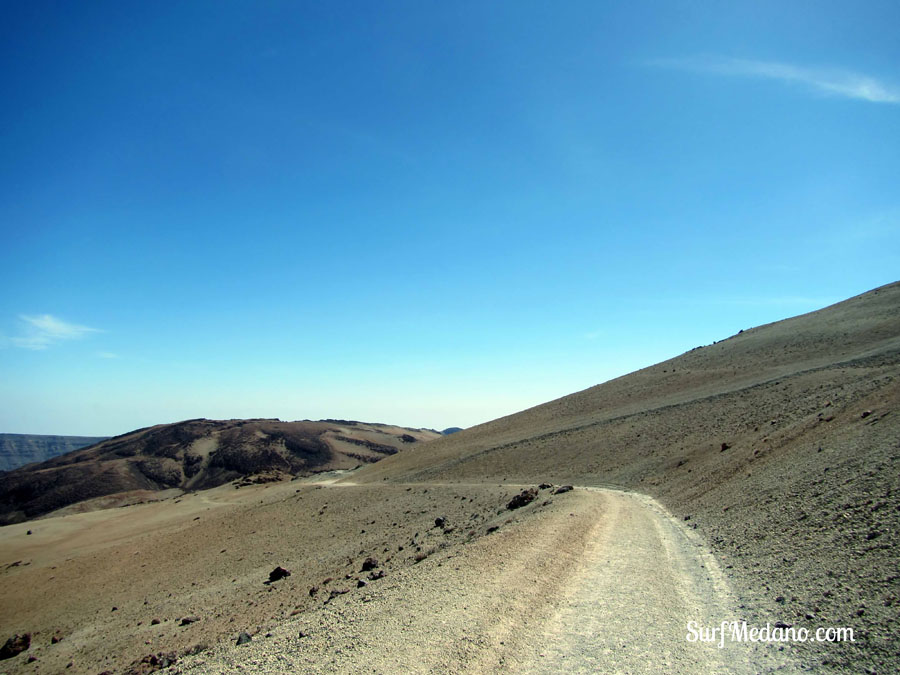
[{"x1": 1, "y1": 281, "x2": 898, "y2": 673}]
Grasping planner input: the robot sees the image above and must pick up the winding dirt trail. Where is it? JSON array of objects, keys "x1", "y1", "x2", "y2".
[
  {"x1": 507, "y1": 488, "x2": 758, "y2": 674},
  {"x1": 175, "y1": 484, "x2": 784, "y2": 674}
]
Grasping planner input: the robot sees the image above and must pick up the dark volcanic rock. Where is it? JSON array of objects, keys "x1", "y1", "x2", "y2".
[
  {"x1": 326, "y1": 588, "x2": 349, "y2": 603},
  {"x1": 0, "y1": 633, "x2": 30, "y2": 660},
  {"x1": 236, "y1": 632, "x2": 252, "y2": 646},
  {"x1": 124, "y1": 651, "x2": 177, "y2": 674},
  {"x1": 553, "y1": 485, "x2": 573, "y2": 495},
  {"x1": 507, "y1": 488, "x2": 538, "y2": 509},
  {"x1": 361, "y1": 557, "x2": 379, "y2": 572},
  {"x1": 268, "y1": 566, "x2": 291, "y2": 582}
]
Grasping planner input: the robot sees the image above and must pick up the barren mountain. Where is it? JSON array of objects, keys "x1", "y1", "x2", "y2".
[
  {"x1": 0, "y1": 282, "x2": 897, "y2": 674},
  {"x1": 0, "y1": 419, "x2": 439, "y2": 525}
]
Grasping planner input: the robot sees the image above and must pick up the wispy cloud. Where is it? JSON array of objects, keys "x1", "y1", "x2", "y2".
[
  {"x1": 8, "y1": 314, "x2": 101, "y2": 350},
  {"x1": 651, "y1": 56, "x2": 900, "y2": 104},
  {"x1": 96, "y1": 351, "x2": 120, "y2": 359}
]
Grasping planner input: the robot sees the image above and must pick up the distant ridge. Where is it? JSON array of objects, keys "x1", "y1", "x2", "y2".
[
  {"x1": 0, "y1": 434, "x2": 108, "y2": 472},
  {"x1": 0, "y1": 418, "x2": 439, "y2": 524},
  {"x1": 441, "y1": 427, "x2": 464, "y2": 435}
]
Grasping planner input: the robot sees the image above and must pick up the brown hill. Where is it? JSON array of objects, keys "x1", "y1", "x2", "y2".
[
  {"x1": 354, "y1": 280, "x2": 900, "y2": 671},
  {"x1": 0, "y1": 419, "x2": 439, "y2": 524}
]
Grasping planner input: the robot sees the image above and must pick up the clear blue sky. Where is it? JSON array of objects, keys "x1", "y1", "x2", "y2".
[{"x1": 1, "y1": 1, "x2": 898, "y2": 435}]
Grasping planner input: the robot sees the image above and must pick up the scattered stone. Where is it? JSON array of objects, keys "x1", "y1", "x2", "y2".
[
  {"x1": 720, "y1": 442, "x2": 731, "y2": 452},
  {"x1": 357, "y1": 579, "x2": 367, "y2": 588},
  {"x1": 26, "y1": 655, "x2": 37, "y2": 663},
  {"x1": 434, "y1": 517, "x2": 446, "y2": 528},
  {"x1": 0, "y1": 633, "x2": 31, "y2": 660},
  {"x1": 309, "y1": 586, "x2": 319, "y2": 597},
  {"x1": 507, "y1": 488, "x2": 539, "y2": 509},
  {"x1": 268, "y1": 566, "x2": 291, "y2": 583},
  {"x1": 325, "y1": 589, "x2": 349, "y2": 603},
  {"x1": 298, "y1": 631, "x2": 307, "y2": 638},
  {"x1": 51, "y1": 634, "x2": 62, "y2": 644},
  {"x1": 125, "y1": 651, "x2": 176, "y2": 674},
  {"x1": 361, "y1": 557, "x2": 379, "y2": 572},
  {"x1": 150, "y1": 619, "x2": 160, "y2": 626},
  {"x1": 399, "y1": 434, "x2": 417, "y2": 443},
  {"x1": 774, "y1": 621, "x2": 792, "y2": 629},
  {"x1": 368, "y1": 570, "x2": 385, "y2": 581},
  {"x1": 179, "y1": 616, "x2": 200, "y2": 626},
  {"x1": 26, "y1": 530, "x2": 32, "y2": 535},
  {"x1": 538, "y1": 483, "x2": 553, "y2": 490},
  {"x1": 236, "y1": 632, "x2": 252, "y2": 646},
  {"x1": 553, "y1": 485, "x2": 573, "y2": 495},
  {"x1": 486, "y1": 526, "x2": 499, "y2": 534},
  {"x1": 861, "y1": 410, "x2": 872, "y2": 418}
]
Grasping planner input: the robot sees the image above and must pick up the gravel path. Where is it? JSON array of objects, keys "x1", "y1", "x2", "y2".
[
  {"x1": 170, "y1": 486, "x2": 791, "y2": 674},
  {"x1": 514, "y1": 489, "x2": 763, "y2": 673}
]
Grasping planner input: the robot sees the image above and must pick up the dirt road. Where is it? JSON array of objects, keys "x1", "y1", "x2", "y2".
[
  {"x1": 174, "y1": 485, "x2": 787, "y2": 674},
  {"x1": 512, "y1": 488, "x2": 759, "y2": 673}
]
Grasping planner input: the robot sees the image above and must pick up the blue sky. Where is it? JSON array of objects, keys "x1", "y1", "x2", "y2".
[{"x1": 1, "y1": 1, "x2": 898, "y2": 435}]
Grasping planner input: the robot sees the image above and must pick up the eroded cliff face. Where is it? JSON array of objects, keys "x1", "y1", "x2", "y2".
[{"x1": 0, "y1": 434, "x2": 107, "y2": 472}]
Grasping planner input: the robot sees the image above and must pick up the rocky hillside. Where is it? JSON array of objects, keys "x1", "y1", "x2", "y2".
[
  {"x1": 0, "y1": 434, "x2": 108, "y2": 472},
  {"x1": 0, "y1": 419, "x2": 438, "y2": 524},
  {"x1": 359, "y1": 281, "x2": 900, "y2": 672}
]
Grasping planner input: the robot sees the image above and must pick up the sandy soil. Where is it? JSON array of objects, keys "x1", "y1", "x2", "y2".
[{"x1": 0, "y1": 479, "x2": 795, "y2": 674}]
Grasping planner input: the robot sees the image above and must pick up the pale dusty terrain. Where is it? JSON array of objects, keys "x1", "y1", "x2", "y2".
[
  {"x1": 1, "y1": 281, "x2": 898, "y2": 673},
  {"x1": 174, "y1": 486, "x2": 791, "y2": 674},
  {"x1": 1, "y1": 479, "x2": 790, "y2": 674}
]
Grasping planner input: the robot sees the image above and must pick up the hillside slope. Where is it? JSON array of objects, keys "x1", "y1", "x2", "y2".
[
  {"x1": 355, "y1": 281, "x2": 900, "y2": 672},
  {"x1": 0, "y1": 419, "x2": 439, "y2": 525},
  {"x1": 0, "y1": 435, "x2": 108, "y2": 472}
]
